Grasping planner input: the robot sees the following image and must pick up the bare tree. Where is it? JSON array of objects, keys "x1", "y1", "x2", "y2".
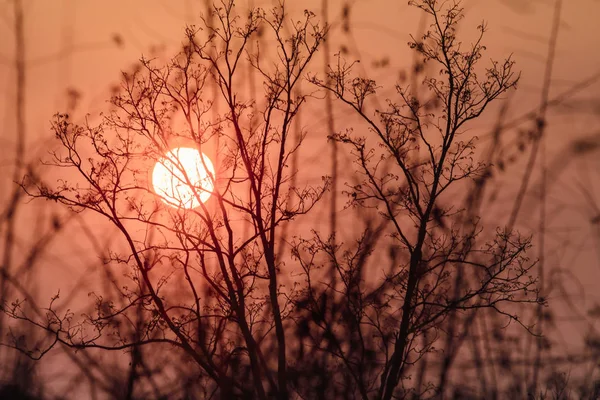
[
  {"x1": 6, "y1": 1, "x2": 326, "y2": 398},
  {"x1": 1, "y1": 0, "x2": 544, "y2": 399},
  {"x1": 303, "y1": 0, "x2": 542, "y2": 398}
]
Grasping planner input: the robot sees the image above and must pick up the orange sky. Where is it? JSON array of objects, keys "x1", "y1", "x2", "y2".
[{"x1": 1, "y1": 0, "x2": 600, "y2": 395}]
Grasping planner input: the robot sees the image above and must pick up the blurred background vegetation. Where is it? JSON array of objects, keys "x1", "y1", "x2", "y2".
[{"x1": 1, "y1": 0, "x2": 599, "y2": 398}]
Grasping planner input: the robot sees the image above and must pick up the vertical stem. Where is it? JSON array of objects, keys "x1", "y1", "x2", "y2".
[
  {"x1": 380, "y1": 247, "x2": 421, "y2": 400},
  {"x1": 1, "y1": 0, "x2": 26, "y2": 336},
  {"x1": 532, "y1": 0, "x2": 561, "y2": 394},
  {"x1": 322, "y1": 0, "x2": 337, "y2": 241},
  {"x1": 14, "y1": 0, "x2": 25, "y2": 174},
  {"x1": 506, "y1": 0, "x2": 561, "y2": 232}
]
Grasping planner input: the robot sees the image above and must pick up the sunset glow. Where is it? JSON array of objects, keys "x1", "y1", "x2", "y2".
[
  {"x1": 5, "y1": 1, "x2": 600, "y2": 397},
  {"x1": 152, "y1": 147, "x2": 215, "y2": 209}
]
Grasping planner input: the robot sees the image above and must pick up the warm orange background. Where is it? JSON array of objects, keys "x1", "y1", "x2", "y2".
[{"x1": 1, "y1": 0, "x2": 599, "y2": 395}]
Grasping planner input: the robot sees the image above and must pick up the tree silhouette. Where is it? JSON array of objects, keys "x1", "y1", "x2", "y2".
[
  {"x1": 2, "y1": 1, "x2": 544, "y2": 398},
  {"x1": 303, "y1": 1, "x2": 541, "y2": 398}
]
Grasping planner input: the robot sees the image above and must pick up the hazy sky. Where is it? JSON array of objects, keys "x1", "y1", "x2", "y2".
[
  {"x1": 1, "y1": 0, "x2": 599, "y2": 394},
  {"x1": 1, "y1": 0, "x2": 598, "y2": 300}
]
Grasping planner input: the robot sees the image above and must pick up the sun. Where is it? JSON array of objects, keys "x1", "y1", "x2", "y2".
[{"x1": 152, "y1": 147, "x2": 215, "y2": 209}]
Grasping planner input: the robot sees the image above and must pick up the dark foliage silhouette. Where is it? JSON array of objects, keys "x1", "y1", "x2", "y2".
[{"x1": 0, "y1": 1, "x2": 554, "y2": 399}]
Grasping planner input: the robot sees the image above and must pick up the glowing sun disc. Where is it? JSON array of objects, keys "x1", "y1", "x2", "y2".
[{"x1": 152, "y1": 147, "x2": 215, "y2": 209}]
